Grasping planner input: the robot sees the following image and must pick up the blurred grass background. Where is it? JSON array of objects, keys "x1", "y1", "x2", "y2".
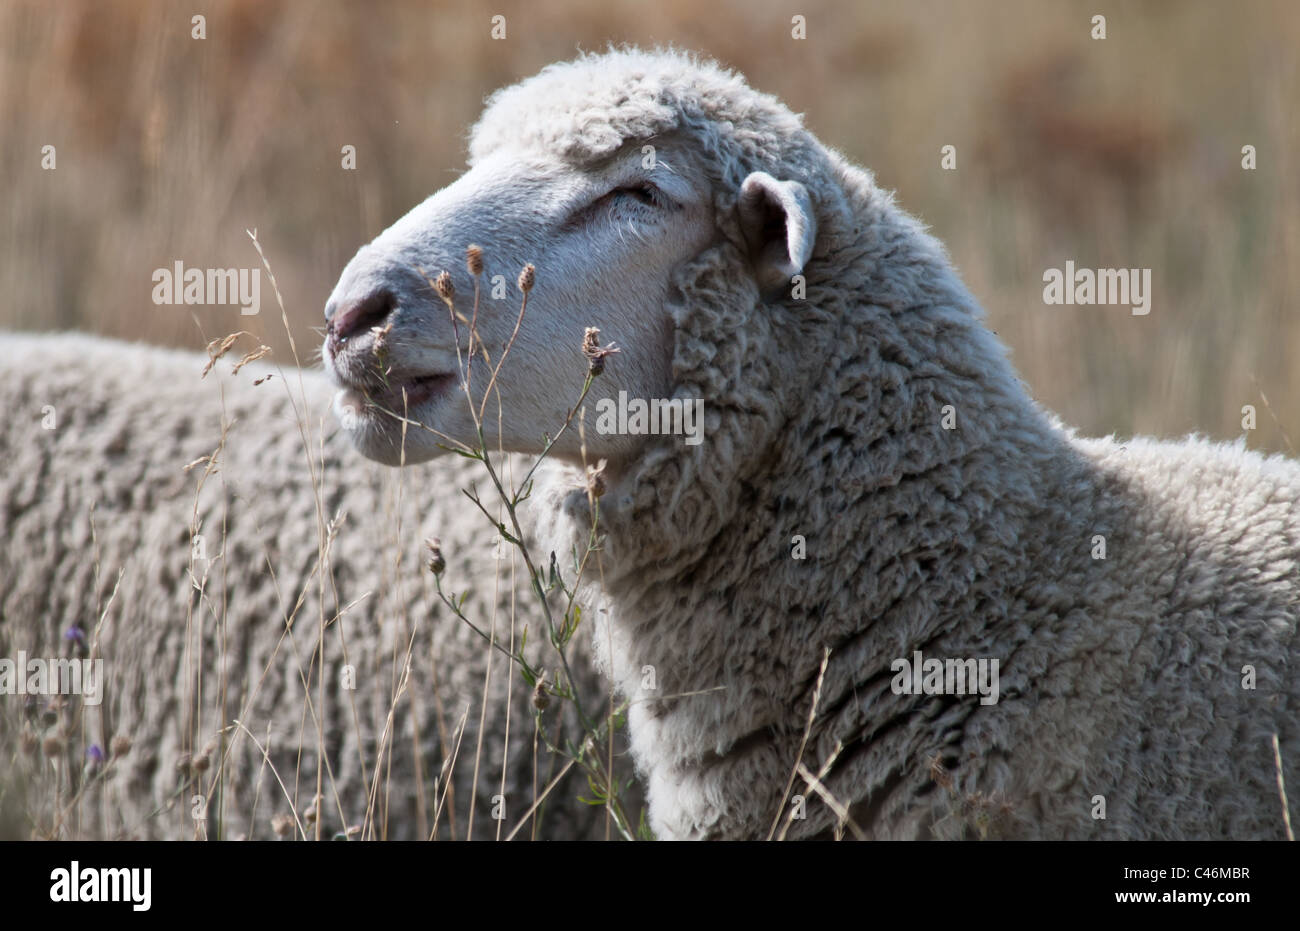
[{"x1": 1, "y1": 0, "x2": 1296, "y2": 452}]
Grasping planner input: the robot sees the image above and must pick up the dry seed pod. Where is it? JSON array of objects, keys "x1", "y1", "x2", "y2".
[
  {"x1": 425, "y1": 536, "x2": 446, "y2": 575},
  {"x1": 466, "y1": 244, "x2": 485, "y2": 276},
  {"x1": 435, "y1": 270, "x2": 455, "y2": 305}
]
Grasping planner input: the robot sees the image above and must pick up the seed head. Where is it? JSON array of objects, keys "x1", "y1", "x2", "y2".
[
  {"x1": 518, "y1": 263, "x2": 535, "y2": 293},
  {"x1": 531, "y1": 675, "x2": 551, "y2": 712},
  {"x1": 581, "y1": 327, "x2": 621, "y2": 376},
  {"x1": 175, "y1": 752, "x2": 193, "y2": 780},
  {"x1": 42, "y1": 733, "x2": 65, "y2": 757},
  {"x1": 425, "y1": 537, "x2": 446, "y2": 575},
  {"x1": 20, "y1": 728, "x2": 39, "y2": 757},
  {"x1": 111, "y1": 734, "x2": 133, "y2": 759},
  {"x1": 586, "y1": 458, "x2": 609, "y2": 499},
  {"x1": 434, "y1": 270, "x2": 455, "y2": 305},
  {"x1": 466, "y1": 244, "x2": 484, "y2": 276}
]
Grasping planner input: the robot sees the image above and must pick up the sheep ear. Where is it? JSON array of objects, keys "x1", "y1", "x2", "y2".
[{"x1": 736, "y1": 171, "x2": 817, "y2": 296}]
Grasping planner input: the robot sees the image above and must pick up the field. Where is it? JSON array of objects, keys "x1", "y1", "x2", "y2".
[
  {"x1": 0, "y1": 0, "x2": 1296, "y2": 845},
  {"x1": 2, "y1": 0, "x2": 1296, "y2": 449}
]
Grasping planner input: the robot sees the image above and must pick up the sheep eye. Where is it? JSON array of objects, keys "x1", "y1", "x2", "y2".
[
  {"x1": 614, "y1": 183, "x2": 661, "y2": 206},
  {"x1": 566, "y1": 182, "x2": 669, "y2": 229}
]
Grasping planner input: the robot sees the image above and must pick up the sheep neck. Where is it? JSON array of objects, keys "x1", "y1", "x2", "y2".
[{"x1": 541, "y1": 165, "x2": 1086, "y2": 839}]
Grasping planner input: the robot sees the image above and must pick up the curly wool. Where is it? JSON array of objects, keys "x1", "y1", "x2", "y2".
[
  {"x1": 0, "y1": 333, "x2": 607, "y2": 840},
  {"x1": 516, "y1": 49, "x2": 1300, "y2": 840}
]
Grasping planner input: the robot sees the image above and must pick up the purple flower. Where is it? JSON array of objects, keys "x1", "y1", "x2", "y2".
[
  {"x1": 64, "y1": 625, "x2": 86, "y2": 644},
  {"x1": 86, "y1": 744, "x2": 105, "y2": 765}
]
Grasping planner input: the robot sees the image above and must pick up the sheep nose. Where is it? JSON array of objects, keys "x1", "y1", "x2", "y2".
[{"x1": 326, "y1": 288, "x2": 396, "y2": 348}]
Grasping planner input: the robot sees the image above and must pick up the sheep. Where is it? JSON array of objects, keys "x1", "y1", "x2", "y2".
[
  {"x1": 323, "y1": 47, "x2": 1300, "y2": 840},
  {"x1": 0, "y1": 331, "x2": 612, "y2": 840}
]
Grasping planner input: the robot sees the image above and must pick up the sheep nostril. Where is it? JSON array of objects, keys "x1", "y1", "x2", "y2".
[{"x1": 328, "y1": 289, "x2": 396, "y2": 345}]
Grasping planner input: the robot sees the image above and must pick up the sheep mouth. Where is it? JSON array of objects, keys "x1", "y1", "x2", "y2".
[{"x1": 334, "y1": 372, "x2": 459, "y2": 422}]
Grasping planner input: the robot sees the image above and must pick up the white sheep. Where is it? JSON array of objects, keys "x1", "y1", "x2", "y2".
[
  {"x1": 0, "y1": 332, "x2": 610, "y2": 840},
  {"x1": 324, "y1": 47, "x2": 1300, "y2": 840}
]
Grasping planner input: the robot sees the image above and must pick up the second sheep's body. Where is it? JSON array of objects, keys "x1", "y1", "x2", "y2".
[{"x1": 0, "y1": 333, "x2": 609, "y2": 841}]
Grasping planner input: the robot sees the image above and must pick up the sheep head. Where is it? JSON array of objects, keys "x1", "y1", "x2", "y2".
[{"x1": 323, "y1": 49, "x2": 822, "y2": 469}]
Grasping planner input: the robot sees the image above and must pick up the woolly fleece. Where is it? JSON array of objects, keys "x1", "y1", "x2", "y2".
[
  {"x1": 497, "y1": 50, "x2": 1300, "y2": 840},
  {"x1": 0, "y1": 332, "x2": 608, "y2": 840}
]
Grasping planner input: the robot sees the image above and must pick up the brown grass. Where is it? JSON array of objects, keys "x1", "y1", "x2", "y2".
[{"x1": 2, "y1": 0, "x2": 1296, "y2": 451}]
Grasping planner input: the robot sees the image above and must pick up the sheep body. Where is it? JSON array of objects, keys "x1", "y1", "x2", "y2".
[
  {"x1": 483, "y1": 50, "x2": 1300, "y2": 840},
  {"x1": 0, "y1": 332, "x2": 605, "y2": 841}
]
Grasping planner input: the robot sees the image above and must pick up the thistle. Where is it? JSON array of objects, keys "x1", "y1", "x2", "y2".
[
  {"x1": 425, "y1": 536, "x2": 446, "y2": 575},
  {"x1": 581, "y1": 327, "x2": 621, "y2": 376},
  {"x1": 586, "y1": 458, "x2": 609, "y2": 498},
  {"x1": 532, "y1": 674, "x2": 552, "y2": 712},
  {"x1": 435, "y1": 270, "x2": 455, "y2": 306},
  {"x1": 466, "y1": 244, "x2": 485, "y2": 277}
]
